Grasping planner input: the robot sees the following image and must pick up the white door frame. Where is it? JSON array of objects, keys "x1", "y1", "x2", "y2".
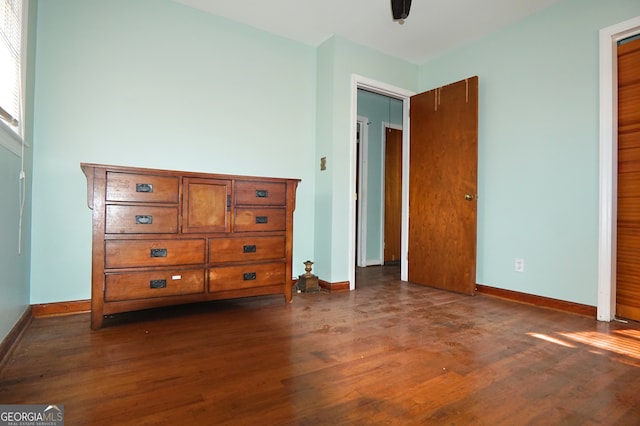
[
  {"x1": 597, "y1": 16, "x2": 640, "y2": 321},
  {"x1": 356, "y1": 116, "x2": 369, "y2": 267},
  {"x1": 350, "y1": 75, "x2": 415, "y2": 290}
]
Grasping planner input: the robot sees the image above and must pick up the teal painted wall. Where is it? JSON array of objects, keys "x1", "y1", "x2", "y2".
[
  {"x1": 0, "y1": 146, "x2": 31, "y2": 339},
  {"x1": 312, "y1": 39, "x2": 335, "y2": 282},
  {"x1": 30, "y1": 0, "x2": 317, "y2": 303},
  {"x1": 357, "y1": 90, "x2": 403, "y2": 264},
  {"x1": 0, "y1": 2, "x2": 36, "y2": 342},
  {"x1": 418, "y1": 0, "x2": 640, "y2": 305},
  {"x1": 314, "y1": 36, "x2": 418, "y2": 282}
]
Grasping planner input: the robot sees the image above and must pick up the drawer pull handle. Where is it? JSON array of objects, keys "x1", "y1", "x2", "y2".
[
  {"x1": 150, "y1": 279, "x2": 167, "y2": 289},
  {"x1": 135, "y1": 215, "x2": 153, "y2": 224},
  {"x1": 150, "y1": 248, "x2": 167, "y2": 258},
  {"x1": 256, "y1": 216, "x2": 268, "y2": 224},
  {"x1": 136, "y1": 183, "x2": 153, "y2": 193},
  {"x1": 243, "y1": 272, "x2": 257, "y2": 281},
  {"x1": 256, "y1": 190, "x2": 268, "y2": 198},
  {"x1": 243, "y1": 244, "x2": 257, "y2": 253}
]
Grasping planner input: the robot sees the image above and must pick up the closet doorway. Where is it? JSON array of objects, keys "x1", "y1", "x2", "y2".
[
  {"x1": 616, "y1": 34, "x2": 640, "y2": 321},
  {"x1": 597, "y1": 16, "x2": 640, "y2": 322}
]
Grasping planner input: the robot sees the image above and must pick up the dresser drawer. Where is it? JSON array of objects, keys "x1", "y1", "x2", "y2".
[
  {"x1": 106, "y1": 205, "x2": 178, "y2": 234},
  {"x1": 209, "y1": 262, "x2": 285, "y2": 291},
  {"x1": 209, "y1": 236, "x2": 285, "y2": 263},
  {"x1": 234, "y1": 208, "x2": 285, "y2": 232},
  {"x1": 105, "y1": 269, "x2": 205, "y2": 301},
  {"x1": 106, "y1": 172, "x2": 179, "y2": 203},
  {"x1": 235, "y1": 181, "x2": 286, "y2": 206},
  {"x1": 105, "y1": 239, "x2": 205, "y2": 268}
]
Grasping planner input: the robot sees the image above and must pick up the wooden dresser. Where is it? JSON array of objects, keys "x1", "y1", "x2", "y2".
[{"x1": 81, "y1": 163, "x2": 300, "y2": 329}]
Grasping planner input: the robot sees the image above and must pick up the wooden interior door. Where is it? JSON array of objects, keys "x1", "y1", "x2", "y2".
[
  {"x1": 408, "y1": 77, "x2": 478, "y2": 295},
  {"x1": 384, "y1": 127, "x2": 402, "y2": 263},
  {"x1": 616, "y1": 36, "x2": 640, "y2": 321},
  {"x1": 355, "y1": 122, "x2": 362, "y2": 265}
]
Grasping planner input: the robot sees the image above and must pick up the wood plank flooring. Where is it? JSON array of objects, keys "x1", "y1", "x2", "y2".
[{"x1": 1, "y1": 265, "x2": 640, "y2": 425}]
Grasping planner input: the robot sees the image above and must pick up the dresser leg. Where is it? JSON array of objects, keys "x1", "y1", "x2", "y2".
[
  {"x1": 91, "y1": 310, "x2": 103, "y2": 330},
  {"x1": 284, "y1": 284, "x2": 293, "y2": 303}
]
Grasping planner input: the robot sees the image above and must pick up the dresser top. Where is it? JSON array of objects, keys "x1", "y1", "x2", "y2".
[{"x1": 80, "y1": 162, "x2": 301, "y2": 184}]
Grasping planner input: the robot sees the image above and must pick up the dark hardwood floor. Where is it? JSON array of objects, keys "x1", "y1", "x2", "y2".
[{"x1": 1, "y1": 265, "x2": 640, "y2": 425}]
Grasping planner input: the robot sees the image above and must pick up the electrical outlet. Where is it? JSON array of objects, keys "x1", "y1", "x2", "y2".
[{"x1": 515, "y1": 258, "x2": 524, "y2": 272}]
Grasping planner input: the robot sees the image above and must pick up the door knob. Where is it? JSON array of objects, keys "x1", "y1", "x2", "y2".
[{"x1": 464, "y1": 194, "x2": 474, "y2": 201}]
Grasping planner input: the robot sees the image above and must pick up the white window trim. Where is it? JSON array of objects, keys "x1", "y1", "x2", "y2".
[
  {"x1": 0, "y1": 0, "x2": 29, "y2": 157},
  {"x1": 0, "y1": 119, "x2": 24, "y2": 156}
]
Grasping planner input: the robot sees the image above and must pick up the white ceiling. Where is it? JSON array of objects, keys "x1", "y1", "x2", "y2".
[{"x1": 171, "y1": 0, "x2": 562, "y2": 63}]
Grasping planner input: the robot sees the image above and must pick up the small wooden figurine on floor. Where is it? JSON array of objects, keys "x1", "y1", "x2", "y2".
[{"x1": 297, "y1": 260, "x2": 319, "y2": 293}]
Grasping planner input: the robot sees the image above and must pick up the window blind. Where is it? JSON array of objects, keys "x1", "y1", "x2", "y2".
[{"x1": 0, "y1": 0, "x2": 23, "y2": 129}]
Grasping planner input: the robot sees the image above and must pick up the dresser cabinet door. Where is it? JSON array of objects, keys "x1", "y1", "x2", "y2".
[{"x1": 183, "y1": 178, "x2": 231, "y2": 233}]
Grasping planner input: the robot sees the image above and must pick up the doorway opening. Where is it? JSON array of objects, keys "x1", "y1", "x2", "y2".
[
  {"x1": 349, "y1": 75, "x2": 414, "y2": 290},
  {"x1": 355, "y1": 90, "x2": 403, "y2": 268}
]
